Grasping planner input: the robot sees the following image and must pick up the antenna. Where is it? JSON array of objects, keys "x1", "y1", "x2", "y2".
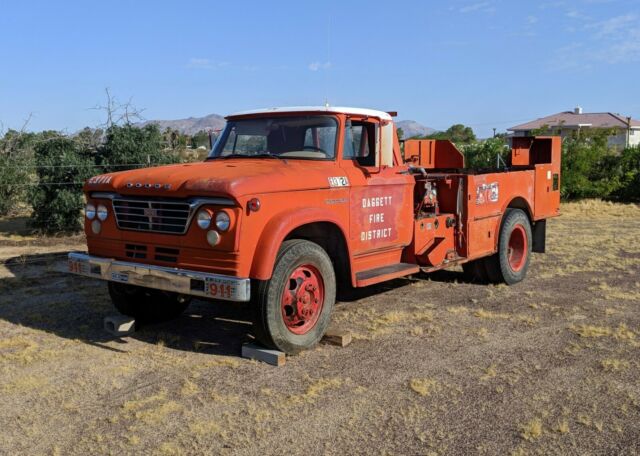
[{"x1": 324, "y1": 14, "x2": 331, "y2": 107}]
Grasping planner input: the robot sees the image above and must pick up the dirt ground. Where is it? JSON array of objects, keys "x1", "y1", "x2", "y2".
[{"x1": 0, "y1": 200, "x2": 639, "y2": 455}]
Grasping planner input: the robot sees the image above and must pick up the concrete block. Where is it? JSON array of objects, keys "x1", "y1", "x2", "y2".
[
  {"x1": 322, "y1": 328, "x2": 352, "y2": 347},
  {"x1": 104, "y1": 314, "x2": 135, "y2": 336},
  {"x1": 241, "y1": 343, "x2": 285, "y2": 366}
]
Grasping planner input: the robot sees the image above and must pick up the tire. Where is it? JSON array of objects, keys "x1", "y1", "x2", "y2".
[
  {"x1": 492, "y1": 208, "x2": 532, "y2": 285},
  {"x1": 108, "y1": 282, "x2": 191, "y2": 322},
  {"x1": 252, "y1": 239, "x2": 336, "y2": 354}
]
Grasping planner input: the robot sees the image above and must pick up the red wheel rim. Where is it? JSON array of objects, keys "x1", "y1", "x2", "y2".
[
  {"x1": 281, "y1": 264, "x2": 324, "y2": 335},
  {"x1": 507, "y1": 224, "x2": 527, "y2": 272}
]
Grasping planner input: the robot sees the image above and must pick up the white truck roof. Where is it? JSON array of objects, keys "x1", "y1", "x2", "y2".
[{"x1": 228, "y1": 106, "x2": 393, "y2": 120}]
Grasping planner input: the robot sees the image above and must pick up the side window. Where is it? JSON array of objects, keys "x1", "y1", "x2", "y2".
[{"x1": 344, "y1": 121, "x2": 376, "y2": 167}]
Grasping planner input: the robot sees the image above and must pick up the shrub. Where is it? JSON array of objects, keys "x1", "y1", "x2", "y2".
[
  {"x1": 613, "y1": 146, "x2": 640, "y2": 201},
  {"x1": 560, "y1": 130, "x2": 621, "y2": 199},
  {"x1": 0, "y1": 154, "x2": 31, "y2": 216},
  {"x1": 0, "y1": 130, "x2": 36, "y2": 215},
  {"x1": 29, "y1": 136, "x2": 95, "y2": 233},
  {"x1": 97, "y1": 124, "x2": 177, "y2": 172},
  {"x1": 462, "y1": 138, "x2": 510, "y2": 169}
]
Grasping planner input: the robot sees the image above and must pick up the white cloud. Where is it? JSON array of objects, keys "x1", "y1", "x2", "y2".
[
  {"x1": 308, "y1": 61, "x2": 332, "y2": 71},
  {"x1": 187, "y1": 58, "x2": 212, "y2": 69},
  {"x1": 459, "y1": 1, "x2": 495, "y2": 14},
  {"x1": 550, "y1": 11, "x2": 640, "y2": 70},
  {"x1": 458, "y1": 2, "x2": 494, "y2": 14},
  {"x1": 565, "y1": 9, "x2": 590, "y2": 20},
  {"x1": 186, "y1": 58, "x2": 231, "y2": 70},
  {"x1": 588, "y1": 13, "x2": 637, "y2": 38}
]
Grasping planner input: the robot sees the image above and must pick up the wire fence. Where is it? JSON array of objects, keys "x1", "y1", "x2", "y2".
[
  {"x1": 0, "y1": 162, "x2": 163, "y2": 186},
  {"x1": 0, "y1": 182, "x2": 87, "y2": 187},
  {"x1": 2, "y1": 163, "x2": 149, "y2": 169}
]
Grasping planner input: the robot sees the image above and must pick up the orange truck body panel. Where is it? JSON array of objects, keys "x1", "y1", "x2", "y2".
[{"x1": 81, "y1": 108, "x2": 560, "y2": 296}]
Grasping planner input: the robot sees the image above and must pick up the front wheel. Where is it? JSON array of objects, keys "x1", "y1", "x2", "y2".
[{"x1": 252, "y1": 240, "x2": 336, "y2": 354}]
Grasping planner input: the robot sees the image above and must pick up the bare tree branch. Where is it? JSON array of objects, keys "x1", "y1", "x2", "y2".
[{"x1": 90, "y1": 88, "x2": 145, "y2": 129}]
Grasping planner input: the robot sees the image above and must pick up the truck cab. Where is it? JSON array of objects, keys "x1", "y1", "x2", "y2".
[{"x1": 69, "y1": 106, "x2": 560, "y2": 354}]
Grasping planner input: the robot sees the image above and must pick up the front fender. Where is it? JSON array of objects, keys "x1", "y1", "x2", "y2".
[{"x1": 249, "y1": 207, "x2": 351, "y2": 281}]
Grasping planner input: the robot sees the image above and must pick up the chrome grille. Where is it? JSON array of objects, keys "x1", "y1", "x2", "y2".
[{"x1": 113, "y1": 199, "x2": 191, "y2": 234}]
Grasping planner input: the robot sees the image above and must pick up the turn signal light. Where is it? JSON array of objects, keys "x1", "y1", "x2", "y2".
[{"x1": 248, "y1": 198, "x2": 261, "y2": 212}]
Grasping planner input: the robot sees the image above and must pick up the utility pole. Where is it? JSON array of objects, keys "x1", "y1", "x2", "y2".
[{"x1": 627, "y1": 116, "x2": 632, "y2": 147}]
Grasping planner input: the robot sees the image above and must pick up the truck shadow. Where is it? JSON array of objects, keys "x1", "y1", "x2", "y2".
[
  {"x1": 0, "y1": 252, "x2": 252, "y2": 358},
  {"x1": 337, "y1": 270, "x2": 485, "y2": 303},
  {"x1": 0, "y1": 252, "x2": 481, "y2": 359},
  {"x1": 418, "y1": 269, "x2": 485, "y2": 284}
]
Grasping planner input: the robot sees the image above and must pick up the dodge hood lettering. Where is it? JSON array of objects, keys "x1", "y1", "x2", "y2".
[{"x1": 83, "y1": 159, "x2": 344, "y2": 199}]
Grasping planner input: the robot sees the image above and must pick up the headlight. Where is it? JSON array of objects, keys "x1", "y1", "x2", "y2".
[
  {"x1": 215, "y1": 211, "x2": 231, "y2": 231},
  {"x1": 85, "y1": 203, "x2": 96, "y2": 220},
  {"x1": 97, "y1": 204, "x2": 108, "y2": 221},
  {"x1": 197, "y1": 210, "x2": 212, "y2": 230},
  {"x1": 206, "y1": 230, "x2": 220, "y2": 246}
]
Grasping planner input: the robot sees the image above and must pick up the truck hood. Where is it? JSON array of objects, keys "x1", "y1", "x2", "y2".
[{"x1": 85, "y1": 159, "x2": 341, "y2": 199}]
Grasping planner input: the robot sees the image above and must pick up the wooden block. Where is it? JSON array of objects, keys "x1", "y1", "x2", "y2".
[
  {"x1": 321, "y1": 329, "x2": 352, "y2": 347},
  {"x1": 104, "y1": 314, "x2": 135, "y2": 336},
  {"x1": 241, "y1": 343, "x2": 286, "y2": 366}
]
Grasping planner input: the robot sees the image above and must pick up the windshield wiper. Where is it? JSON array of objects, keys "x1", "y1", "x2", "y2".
[
  {"x1": 207, "y1": 152, "x2": 287, "y2": 163},
  {"x1": 252, "y1": 152, "x2": 287, "y2": 163}
]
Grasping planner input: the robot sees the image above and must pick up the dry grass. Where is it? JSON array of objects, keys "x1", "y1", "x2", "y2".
[
  {"x1": 570, "y1": 323, "x2": 636, "y2": 341},
  {"x1": 600, "y1": 358, "x2": 631, "y2": 372},
  {"x1": 0, "y1": 199, "x2": 639, "y2": 455},
  {"x1": 552, "y1": 419, "x2": 570, "y2": 434},
  {"x1": 520, "y1": 417, "x2": 543, "y2": 441},
  {"x1": 409, "y1": 378, "x2": 439, "y2": 397}
]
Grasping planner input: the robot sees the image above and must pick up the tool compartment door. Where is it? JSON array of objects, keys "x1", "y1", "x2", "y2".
[{"x1": 534, "y1": 164, "x2": 560, "y2": 219}]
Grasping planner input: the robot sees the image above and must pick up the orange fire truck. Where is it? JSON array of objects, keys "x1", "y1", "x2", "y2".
[{"x1": 69, "y1": 107, "x2": 560, "y2": 353}]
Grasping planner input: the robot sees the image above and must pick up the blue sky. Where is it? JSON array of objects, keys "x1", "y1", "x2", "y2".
[{"x1": 1, "y1": 0, "x2": 639, "y2": 137}]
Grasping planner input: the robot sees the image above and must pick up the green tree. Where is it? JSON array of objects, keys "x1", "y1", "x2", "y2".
[
  {"x1": 29, "y1": 136, "x2": 95, "y2": 232},
  {"x1": 612, "y1": 146, "x2": 640, "y2": 201},
  {"x1": 461, "y1": 137, "x2": 510, "y2": 169},
  {"x1": 98, "y1": 124, "x2": 177, "y2": 173},
  {"x1": 0, "y1": 129, "x2": 40, "y2": 215},
  {"x1": 560, "y1": 129, "x2": 620, "y2": 199},
  {"x1": 426, "y1": 124, "x2": 476, "y2": 144},
  {"x1": 396, "y1": 127, "x2": 404, "y2": 141}
]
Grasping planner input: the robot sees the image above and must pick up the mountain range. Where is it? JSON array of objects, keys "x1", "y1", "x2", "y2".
[{"x1": 137, "y1": 114, "x2": 435, "y2": 138}]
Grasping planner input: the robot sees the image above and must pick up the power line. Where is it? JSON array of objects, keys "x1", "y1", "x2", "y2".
[
  {"x1": 1, "y1": 163, "x2": 148, "y2": 169},
  {"x1": 0, "y1": 182, "x2": 86, "y2": 186}
]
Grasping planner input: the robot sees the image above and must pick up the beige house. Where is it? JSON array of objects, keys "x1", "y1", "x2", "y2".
[{"x1": 509, "y1": 107, "x2": 640, "y2": 149}]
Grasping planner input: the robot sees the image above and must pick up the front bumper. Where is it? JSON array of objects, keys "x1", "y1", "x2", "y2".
[{"x1": 67, "y1": 252, "x2": 251, "y2": 302}]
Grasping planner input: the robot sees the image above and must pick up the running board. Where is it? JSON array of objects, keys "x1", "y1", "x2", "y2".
[{"x1": 355, "y1": 263, "x2": 420, "y2": 287}]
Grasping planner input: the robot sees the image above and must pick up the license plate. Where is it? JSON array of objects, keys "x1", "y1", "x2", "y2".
[
  {"x1": 206, "y1": 277, "x2": 239, "y2": 300},
  {"x1": 111, "y1": 272, "x2": 129, "y2": 283}
]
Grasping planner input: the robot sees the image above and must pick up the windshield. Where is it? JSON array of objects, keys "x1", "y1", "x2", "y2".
[{"x1": 208, "y1": 115, "x2": 338, "y2": 160}]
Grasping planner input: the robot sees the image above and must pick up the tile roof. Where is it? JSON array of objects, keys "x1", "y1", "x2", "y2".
[{"x1": 509, "y1": 111, "x2": 640, "y2": 131}]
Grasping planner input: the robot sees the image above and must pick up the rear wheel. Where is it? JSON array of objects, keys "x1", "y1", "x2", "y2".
[
  {"x1": 108, "y1": 282, "x2": 191, "y2": 322},
  {"x1": 252, "y1": 240, "x2": 336, "y2": 354},
  {"x1": 488, "y1": 209, "x2": 532, "y2": 285}
]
